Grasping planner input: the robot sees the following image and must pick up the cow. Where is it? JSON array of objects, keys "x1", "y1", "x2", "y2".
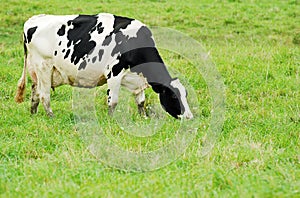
[{"x1": 15, "y1": 13, "x2": 193, "y2": 119}]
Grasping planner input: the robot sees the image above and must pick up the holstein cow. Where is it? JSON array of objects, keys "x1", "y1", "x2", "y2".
[{"x1": 15, "y1": 13, "x2": 193, "y2": 119}]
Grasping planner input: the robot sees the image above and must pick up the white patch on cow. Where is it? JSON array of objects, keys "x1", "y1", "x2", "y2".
[
  {"x1": 75, "y1": 40, "x2": 81, "y2": 45},
  {"x1": 92, "y1": 13, "x2": 115, "y2": 43},
  {"x1": 120, "y1": 20, "x2": 143, "y2": 39},
  {"x1": 170, "y1": 79, "x2": 193, "y2": 119}
]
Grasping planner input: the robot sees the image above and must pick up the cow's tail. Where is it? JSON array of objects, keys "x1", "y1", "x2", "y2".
[{"x1": 15, "y1": 38, "x2": 27, "y2": 103}]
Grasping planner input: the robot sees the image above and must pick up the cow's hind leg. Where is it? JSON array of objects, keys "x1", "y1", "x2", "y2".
[
  {"x1": 35, "y1": 62, "x2": 54, "y2": 117},
  {"x1": 39, "y1": 80, "x2": 54, "y2": 117},
  {"x1": 29, "y1": 69, "x2": 40, "y2": 114},
  {"x1": 39, "y1": 81, "x2": 54, "y2": 117},
  {"x1": 31, "y1": 83, "x2": 40, "y2": 114}
]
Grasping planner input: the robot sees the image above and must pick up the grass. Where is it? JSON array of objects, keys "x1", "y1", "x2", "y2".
[{"x1": 0, "y1": 0, "x2": 299, "y2": 197}]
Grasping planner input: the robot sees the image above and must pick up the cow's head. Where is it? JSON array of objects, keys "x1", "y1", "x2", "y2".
[{"x1": 159, "y1": 78, "x2": 193, "y2": 119}]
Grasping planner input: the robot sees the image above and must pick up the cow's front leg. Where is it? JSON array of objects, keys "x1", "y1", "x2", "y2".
[
  {"x1": 135, "y1": 90, "x2": 146, "y2": 117},
  {"x1": 121, "y1": 71, "x2": 149, "y2": 117},
  {"x1": 107, "y1": 76, "x2": 122, "y2": 116}
]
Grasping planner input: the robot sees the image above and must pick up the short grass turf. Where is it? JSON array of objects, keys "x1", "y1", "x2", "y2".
[{"x1": 0, "y1": 0, "x2": 299, "y2": 197}]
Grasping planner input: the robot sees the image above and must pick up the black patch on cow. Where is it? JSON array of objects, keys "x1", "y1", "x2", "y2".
[
  {"x1": 58, "y1": 41, "x2": 62, "y2": 46},
  {"x1": 112, "y1": 54, "x2": 130, "y2": 77},
  {"x1": 102, "y1": 35, "x2": 112, "y2": 46},
  {"x1": 97, "y1": 22, "x2": 104, "y2": 34},
  {"x1": 92, "y1": 56, "x2": 97, "y2": 63},
  {"x1": 88, "y1": 47, "x2": 95, "y2": 55},
  {"x1": 110, "y1": 26, "x2": 156, "y2": 77},
  {"x1": 24, "y1": 42, "x2": 28, "y2": 56},
  {"x1": 107, "y1": 71, "x2": 111, "y2": 79},
  {"x1": 54, "y1": 51, "x2": 57, "y2": 56},
  {"x1": 67, "y1": 15, "x2": 97, "y2": 66},
  {"x1": 111, "y1": 26, "x2": 155, "y2": 57},
  {"x1": 62, "y1": 49, "x2": 65, "y2": 53},
  {"x1": 23, "y1": 32, "x2": 28, "y2": 56},
  {"x1": 107, "y1": 89, "x2": 110, "y2": 95},
  {"x1": 27, "y1": 26, "x2": 38, "y2": 43},
  {"x1": 57, "y1": 25, "x2": 66, "y2": 36},
  {"x1": 113, "y1": 16, "x2": 134, "y2": 34},
  {"x1": 98, "y1": 49, "x2": 104, "y2": 62},
  {"x1": 91, "y1": 22, "x2": 104, "y2": 34},
  {"x1": 64, "y1": 49, "x2": 71, "y2": 59},
  {"x1": 23, "y1": 33, "x2": 27, "y2": 44},
  {"x1": 79, "y1": 60, "x2": 87, "y2": 70},
  {"x1": 67, "y1": 40, "x2": 72, "y2": 48},
  {"x1": 102, "y1": 15, "x2": 134, "y2": 46}
]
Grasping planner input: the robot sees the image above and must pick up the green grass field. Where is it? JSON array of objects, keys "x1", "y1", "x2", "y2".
[{"x1": 0, "y1": 0, "x2": 299, "y2": 197}]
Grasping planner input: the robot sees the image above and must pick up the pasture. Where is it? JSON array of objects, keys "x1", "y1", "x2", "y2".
[{"x1": 0, "y1": 0, "x2": 299, "y2": 197}]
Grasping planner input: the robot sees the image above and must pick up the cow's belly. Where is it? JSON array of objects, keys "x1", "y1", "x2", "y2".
[{"x1": 51, "y1": 61, "x2": 107, "y2": 88}]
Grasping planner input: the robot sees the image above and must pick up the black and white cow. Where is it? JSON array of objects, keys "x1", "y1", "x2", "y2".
[{"x1": 15, "y1": 13, "x2": 193, "y2": 119}]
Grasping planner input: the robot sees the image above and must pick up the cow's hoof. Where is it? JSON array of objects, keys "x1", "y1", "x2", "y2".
[
  {"x1": 47, "y1": 112, "x2": 54, "y2": 118},
  {"x1": 31, "y1": 108, "x2": 38, "y2": 115},
  {"x1": 138, "y1": 107, "x2": 147, "y2": 117},
  {"x1": 108, "y1": 104, "x2": 116, "y2": 116},
  {"x1": 108, "y1": 107, "x2": 114, "y2": 116}
]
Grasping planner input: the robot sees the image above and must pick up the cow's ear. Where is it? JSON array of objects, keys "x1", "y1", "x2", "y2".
[{"x1": 159, "y1": 87, "x2": 181, "y2": 119}]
